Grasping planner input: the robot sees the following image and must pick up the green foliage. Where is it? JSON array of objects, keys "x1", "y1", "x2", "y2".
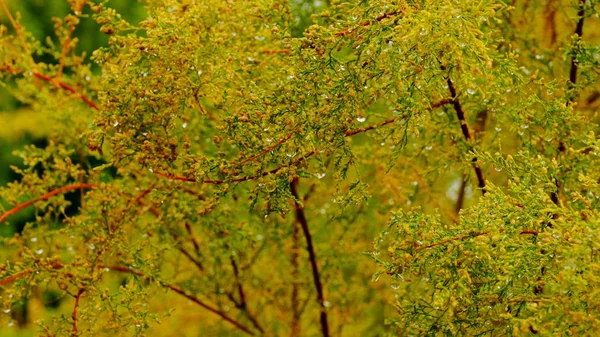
[{"x1": 0, "y1": 0, "x2": 599, "y2": 336}]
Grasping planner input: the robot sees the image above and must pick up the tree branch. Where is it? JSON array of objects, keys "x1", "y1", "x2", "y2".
[
  {"x1": 0, "y1": 183, "x2": 96, "y2": 224},
  {"x1": 0, "y1": 66, "x2": 99, "y2": 110},
  {"x1": 417, "y1": 229, "x2": 538, "y2": 250},
  {"x1": 110, "y1": 265, "x2": 257, "y2": 335},
  {"x1": 290, "y1": 177, "x2": 329, "y2": 337},
  {"x1": 72, "y1": 288, "x2": 85, "y2": 333},
  {"x1": 442, "y1": 72, "x2": 486, "y2": 195},
  {"x1": 568, "y1": 0, "x2": 586, "y2": 91},
  {"x1": 156, "y1": 99, "x2": 454, "y2": 185},
  {"x1": 231, "y1": 257, "x2": 264, "y2": 334},
  {"x1": 554, "y1": 0, "x2": 586, "y2": 206}
]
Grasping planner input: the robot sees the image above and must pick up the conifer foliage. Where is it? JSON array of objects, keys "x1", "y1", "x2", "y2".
[{"x1": 1, "y1": 0, "x2": 599, "y2": 336}]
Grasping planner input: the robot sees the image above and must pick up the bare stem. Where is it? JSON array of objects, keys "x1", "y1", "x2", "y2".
[
  {"x1": 290, "y1": 177, "x2": 329, "y2": 337},
  {"x1": 72, "y1": 288, "x2": 85, "y2": 333},
  {"x1": 443, "y1": 73, "x2": 486, "y2": 195},
  {"x1": 0, "y1": 183, "x2": 96, "y2": 224}
]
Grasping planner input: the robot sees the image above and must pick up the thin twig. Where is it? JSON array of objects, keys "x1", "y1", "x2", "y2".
[
  {"x1": 568, "y1": 0, "x2": 586, "y2": 93},
  {"x1": 109, "y1": 266, "x2": 256, "y2": 336},
  {"x1": 0, "y1": 183, "x2": 96, "y2": 224},
  {"x1": 417, "y1": 229, "x2": 539, "y2": 250},
  {"x1": 0, "y1": 66, "x2": 99, "y2": 110},
  {"x1": 290, "y1": 177, "x2": 329, "y2": 337},
  {"x1": 442, "y1": 71, "x2": 486, "y2": 195},
  {"x1": 72, "y1": 288, "x2": 85, "y2": 333},
  {"x1": 231, "y1": 257, "x2": 264, "y2": 334},
  {"x1": 156, "y1": 99, "x2": 454, "y2": 185},
  {"x1": 238, "y1": 125, "x2": 302, "y2": 166},
  {"x1": 554, "y1": 0, "x2": 587, "y2": 206},
  {"x1": 290, "y1": 219, "x2": 302, "y2": 337}
]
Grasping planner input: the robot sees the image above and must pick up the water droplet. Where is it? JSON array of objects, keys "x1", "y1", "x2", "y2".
[
  {"x1": 467, "y1": 88, "x2": 476, "y2": 95},
  {"x1": 255, "y1": 234, "x2": 263, "y2": 241},
  {"x1": 356, "y1": 116, "x2": 366, "y2": 123},
  {"x1": 88, "y1": 243, "x2": 96, "y2": 250},
  {"x1": 148, "y1": 167, "x2": 153, "y2": 173},
  {"x1": 7, "y1": 322, "x2": 14, "y2": 327},
  {"x1": 254, "y1": 35, "x2": 265, "y2": 41},
  {"x1": 323, "y1": 301, "x2": 331, "y2": 308},
  {"x1": 35, "y1": 249, "x2": 43, "y2": 255},
  {"x1": 316, "y1": 173, "x2": 326, "y2": 179},
  {"x1": 495, "y1": 127, "x2": 502, "y2": 131},
  {"x1": 286, "y1": 152, "x2": 297, "y2": 158},
  {"x1": 113, "y1": 121, "x2": 119, "y2": 127},
  {"x1": 520, "y1": 124, "x2": 529, "y2": 129},
  {"x1": 425, "y1": 146, "x2": 432, "y2": 151},
  {"x1": 197, "y1": 70, "x2": 203, "y2": 76},
  {"x1": 182, "y1": 122, "x2": 187, "y2": 128},
  {"x1": 247, "y1": 57, "x2": 255, "y2": 62},
  {"x1": 30, "y1": 237, "x2": 37, "y2": 242},
  {"x1": 85, "y1": 76, "x2": 90, "y2": 81},
  {"x1": 494, "y1": 167, "x2": 503, "y2": 172},
  {"x1": 4, "y1": 309, "x2": 11, "y2": 313},
  {"x1": 391, "y1": 284, "x2": 399, "y2": 290},
  {"x1": 265, "y1": 138, "x2": 273, "y2": 143}
]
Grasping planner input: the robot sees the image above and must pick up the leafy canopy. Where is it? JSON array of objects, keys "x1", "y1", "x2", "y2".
[{"x1": 1, "y1": 0, "x2": 599, "y2": 336}]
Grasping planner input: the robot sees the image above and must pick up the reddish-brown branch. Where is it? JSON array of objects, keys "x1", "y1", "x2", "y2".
[
  {"x1": 178, "y1": 246, "x2": 204, "y2": 272},
  {"x1": 0, "y1": 183, "x2": 96, "y2": 224},
  {"x1": 108, "y1": 265, "x2": 258, "y2": 335},
  {"x1": 261, "y1": 49, "x2": 290, "y2": 55},
  {"x1": 0, "y1": 65, "x2": 99, "y2": 110},
  {"x1": 231, "y1": 257, "x2": 264, "y2": 334},
  {"x1": 156, "y1": 99, "x2": 453, "y2": 185},
  {"x1": 72, "y1": 288, "x2": 85, "y2": 333},
  {"x1": 57, "y1": 1, "x2": 87, "y2": 78},
  {"x1": 185, "y1": 222, "x2": 201, "y2": 253},
  {"x1": 0, "y1": 262, "x2": 65, "y2": 285},
  {"x1": 442, "y1": 72, "x2": 486, "y2": 195},
  {"x1": 568, "y1": 0, "x2": 586, "y2": 90},
  {"x1": 238, "y1": 125, "x2": 302, "y2": 166},
  {"x1": 0, "y1": 269, "x2": 33, "y2": 285},
  {"x1": 290, "y1": 177, "x2": 329, "y2": 337},
  {"x1": 418, "y1": 229, "x2": 539, "y2": 250},
  {"x1": 554, "y1": 0, "x2": 586, "y2": 206},
  {"x1": 290, "y1": 219, "x2": 302, "y2": 336},
  {"x1": 343, "y1": 99, "x2": 453, "y2": 137},
  {"x1": 418, "y1": 231, "x2": 489, "y2": 250},
  {"x1": 166, "y1": 285, "x2": 255, "y2": 335},
  {"x1": 335, "y1": 10, "x2": 399, "y2": 36},
  {"x1": 155, "y1": 151, "x2": 316, "y2": 184}
]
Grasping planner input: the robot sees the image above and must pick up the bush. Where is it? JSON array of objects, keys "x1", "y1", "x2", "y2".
[{"x1": 1, "y1": 0, "x2": 599, "y2": 336}]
